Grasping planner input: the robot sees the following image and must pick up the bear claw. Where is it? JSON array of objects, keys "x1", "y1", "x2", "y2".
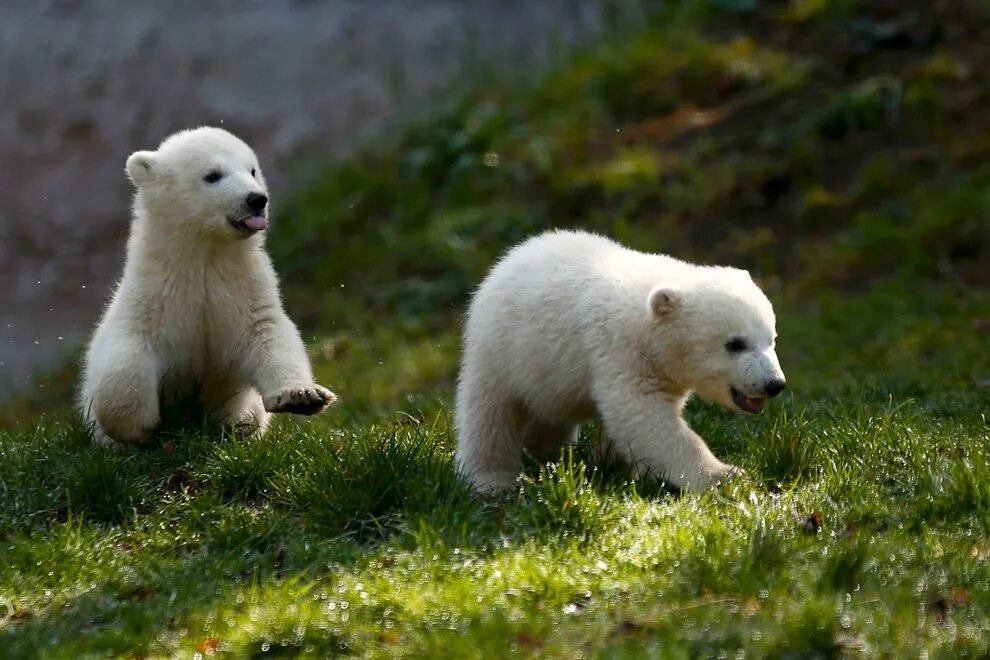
[
  {"x1": 713, "y1": 464, "x2": 746, "y2": 485},
  {"x1": 264, "y1": 385, "x2": 337, "y2": 416}
]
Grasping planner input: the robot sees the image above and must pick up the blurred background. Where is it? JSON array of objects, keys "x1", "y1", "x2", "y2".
[
  {"x1": 0, "y1": 0, "x2": 634, "y2": 394},
  {"x1": 1, "y1": 0, "x2": 987, "y2": 417},
  {"x1": 3, "y1": 3, "x2": 990, "y2": 653}
]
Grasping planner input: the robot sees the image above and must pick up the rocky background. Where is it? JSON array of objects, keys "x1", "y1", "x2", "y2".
[{"x1": 0, "y1": 0, "x2": 635, "y2": 393}]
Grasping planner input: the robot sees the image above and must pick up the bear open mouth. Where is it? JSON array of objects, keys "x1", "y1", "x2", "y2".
[
  {"x1": 228, "y1": 214, "x2": 267, "y2": 234},
  {"x1": 731, "y1": 387, "x2": 766, "y2": 414}
]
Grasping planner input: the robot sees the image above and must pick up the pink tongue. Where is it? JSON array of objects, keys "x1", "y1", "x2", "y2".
[
  {"x1": 244, "y1": 216, "x2": 267, "y2": 232},
  {"x1": 747, "y1": 397, "x2": 766, "y2": 413}
]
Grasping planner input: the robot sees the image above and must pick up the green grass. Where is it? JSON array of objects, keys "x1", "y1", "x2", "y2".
[
  {"x1": 4, "y1": 0, "x2": 990, "y2": 655},
  {"x1": 4, "y1": 388, "x2": 990, "y2": 656}
]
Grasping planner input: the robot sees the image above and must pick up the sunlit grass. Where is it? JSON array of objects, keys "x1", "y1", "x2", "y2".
[{"x1": 2, "y1": 384, "x2": 988, "y2": 656}]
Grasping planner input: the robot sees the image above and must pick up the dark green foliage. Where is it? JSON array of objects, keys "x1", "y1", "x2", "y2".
[
  {"x1": 203, "y1": 432, "x2": 297, "y2": 501},
  {"x1": 512, "y1": 450, "x2": 621, "y2": 541},
  {"x1": 273, "y1": 418, "x2": 481, "y2": 544}
]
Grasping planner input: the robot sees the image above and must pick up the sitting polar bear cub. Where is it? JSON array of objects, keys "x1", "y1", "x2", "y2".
[
  {"x1": 455, "y1": 230, "x2": 786, "y2": 492},
  {"x1": 80, "y1": 127, "x2": 336, "y2": 445}
]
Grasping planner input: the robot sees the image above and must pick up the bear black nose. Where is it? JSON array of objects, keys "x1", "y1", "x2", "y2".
[
  {"x1": 764, "y1": 380, "x2": 786, "y2": 397},
  {"x1": 246, "y1": 192, "x2": 268, "y2": 213}
]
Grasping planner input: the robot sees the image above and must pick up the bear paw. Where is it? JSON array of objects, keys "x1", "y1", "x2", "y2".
[
  {"x1": 710, "y1": 463, "x2": 746, "y2": 485},
  {"x1": 263, "y1": 385, "x2": 337, "y2": 416},
  {"x1": 93, "y1": 403, "x2": 158, "y2": 446},
  {"x1": 468, "y1": 470, "x2": 521, "y2": 494},
  {"x1": 672, "y1": 462, "x2": 745, "y2": 491},
  {"x1": 90, "y1": 423, "x2": 128, "y2": 449},
  {"x1": 230, "y1": 411, "x2": 271, "y2": 437}
]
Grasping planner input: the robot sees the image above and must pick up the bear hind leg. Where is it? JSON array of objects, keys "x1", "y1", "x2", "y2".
[
  {"x1": 84, "y1": 340, "x2": 161, "y2": 445},
  {"x1": 454, "y1": 388, "x2": 528, "y2": 493},
  {"x1": 208, "y1": 386, "x2": 271, "y2": 437},
  {"x1": 522, "y1": 419, "x2": 580, "y2": 464}
]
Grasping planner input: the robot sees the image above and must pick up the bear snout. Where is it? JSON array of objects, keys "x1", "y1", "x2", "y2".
[
  {"x1": 764, "y1": 379, "x2": 786, "y2": 397},
  {"x1": 246, "y1": 192, "x2": 268, "y2": 213}
]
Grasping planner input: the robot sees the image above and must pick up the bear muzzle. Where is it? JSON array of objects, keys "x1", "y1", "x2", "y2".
[
  {"x1": 228, "y1": 212, "x2": 267, "y2": 235},
  {"x1": 730, "y1": 379, "x2": 785, "y2": 414},
  {"x1": 731, "y1": 386, "x2": 767, "y2": 414}
]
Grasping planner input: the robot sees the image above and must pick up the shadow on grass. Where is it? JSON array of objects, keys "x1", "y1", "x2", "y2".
[{"x1": 3, "y1": 386, "x2": 987, "y2": 654}]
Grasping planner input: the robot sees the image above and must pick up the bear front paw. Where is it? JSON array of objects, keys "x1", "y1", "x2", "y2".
[
  {"x1": 263, "y1": 385, "x2": 337, "y2": 416},
  {"x1": 672, "y1": 461, "x2": 745, "y2": 491},
  {"x1": 710, "y1": 463, "x2": 746, "y2": 485}
]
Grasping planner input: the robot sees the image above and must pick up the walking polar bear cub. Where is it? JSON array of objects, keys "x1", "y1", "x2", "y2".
[
  {"x1": 455, "y1": 230, "x2": 786, "y2": 492},
  {"x1": 80, "y1": 127, "x2": 335, "y2": 445}
]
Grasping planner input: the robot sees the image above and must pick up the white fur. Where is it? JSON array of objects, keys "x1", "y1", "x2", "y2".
[
  {"x1": 454, "y1": 230, "x2": 786, "y2": 492},
  {"x1": 80, "y1": 127, "x2": 335, "y2": 445}
]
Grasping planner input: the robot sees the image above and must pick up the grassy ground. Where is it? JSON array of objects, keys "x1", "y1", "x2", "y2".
[{"x1": 3, "y1": 0, "x2": 990, "y2": 656}]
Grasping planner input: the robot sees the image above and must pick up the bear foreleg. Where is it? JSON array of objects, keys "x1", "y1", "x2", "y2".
[
  {"x1": 595, "y1": 381, "x2": 739, "y2": 491},
  {"x1": 84, "y1": 335, "x2": 161, "y2": 445},
  {"x1": 242, "y1": 311, "x2": 336, "y2": 416}
]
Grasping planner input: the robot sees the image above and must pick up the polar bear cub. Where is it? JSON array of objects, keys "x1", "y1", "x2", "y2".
[
  {"x1": 80, "y1": 127, "x2": 336, "y2": 445},
  {"x1": 454, "y1": 230, "x2": 786, "y2": 492}
]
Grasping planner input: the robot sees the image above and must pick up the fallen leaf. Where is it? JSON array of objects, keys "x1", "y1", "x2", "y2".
[
  {"x1": 377, "y1": 631, "x2": 399, "y2": 645},
  {"x1": 740, "y1": 598, "x2": 761, "y2": 615},
  {"x1": 801, "y1": 511, "x2": 824, "y2": 534},
  {"x1": 927, "y1": 590, "x2": 969, "y2": 622},
  {"x1": 927, "y1": 597, "x2": 950, "y2": 622},
  {"x1": 196, "y1": 638, "x2": 222, "y2": 654},
  {"x1": 515, "y1": 632, "x2": 544, "y2": 648}
]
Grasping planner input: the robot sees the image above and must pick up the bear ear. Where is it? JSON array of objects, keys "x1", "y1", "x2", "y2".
[
  {"x1": 647, "y1": 286, "x2": 681, "y2": 320},
  {"x1": 125, "y1": 151, "x2": 157, "y2": 187}
]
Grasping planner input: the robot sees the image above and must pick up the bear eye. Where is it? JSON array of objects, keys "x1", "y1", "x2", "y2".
[
  {"x1": 203, "y1": 170, "x2": 223, "y2": 184},
  {"x1": 725, "y1": 338, "x2": 747, "y2": 353},
  {"x1": 251, "y1": 168, "x2": 257, "y2": 178}
]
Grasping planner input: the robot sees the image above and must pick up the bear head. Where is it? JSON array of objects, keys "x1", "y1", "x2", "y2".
[
  {"x1": 125, "y1": 127, "x2": 270, "y2": 240},
  {"x1": 647, "y1": 268, "x2": 786, "y2": 414}
]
